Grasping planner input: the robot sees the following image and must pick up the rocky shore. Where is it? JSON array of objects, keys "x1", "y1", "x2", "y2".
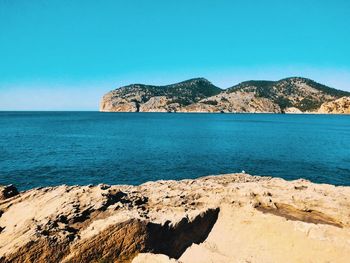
[{"x1": 1, "y1": 173, "x2": 350, "y2": 263}]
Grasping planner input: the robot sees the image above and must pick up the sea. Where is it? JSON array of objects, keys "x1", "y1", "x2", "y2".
[{"x1": 0, "y1": 112, "x2": 349, "y2": 190}]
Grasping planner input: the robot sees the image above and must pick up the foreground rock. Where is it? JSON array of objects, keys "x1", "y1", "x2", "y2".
[
  {"x1": 1, "y1": 174, "x2": 350, "y2": 262},
  {"x1": 100, "y1": 77, "x2": 350, "y2": 114}
]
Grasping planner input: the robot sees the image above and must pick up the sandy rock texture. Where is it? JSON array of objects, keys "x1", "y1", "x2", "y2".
[
  {"x1": 318, "y1": 96, "x2": 350, "y2": 114},
  {"x1": 1, "y1": 173, "x2": 350, "y2": 263},
  {"x1": 181, "y1": 91, "x2": 282, "y2": 113},
  {"x1": 284, "y1": 107, "x2": 303, "y2": 113}
]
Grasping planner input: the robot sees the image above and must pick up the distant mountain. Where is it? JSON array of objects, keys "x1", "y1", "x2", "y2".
[
  {"x1": 226, "y1": 77, "x2": 350, "y2": 111},
  {"x1": 100, "y1": 77, "x2": 350, "y2": 113},
  {"x1": 100, "y1": 78, "x2": 221, "y2": 112}
]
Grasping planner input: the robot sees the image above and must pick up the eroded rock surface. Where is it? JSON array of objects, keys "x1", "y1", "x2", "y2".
[
  {"x1": 1, "y1": 174, "x2": 350, "y2": 262},
  {"x1": 318, "y1": 96, "x2": 350, "y2": 114}
]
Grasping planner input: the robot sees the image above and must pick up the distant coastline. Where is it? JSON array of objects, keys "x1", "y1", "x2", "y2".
[{"x1": 100, "y1": 77, "x2": 350, "y2": 114}]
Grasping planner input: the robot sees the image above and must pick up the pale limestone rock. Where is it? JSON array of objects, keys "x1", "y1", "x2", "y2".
[
  {"x1": 318, "y1": 97, "x2": 350, "y2": 114},
  {"x1": 100, "y1": 92, "x2": 139, "y2": 112},
  {"x1": 2, "y1": 174, "x2": 350, "y2": 262},
  {"x1": 184, "y1": 91, "x2": 282, "y2": 113},
  {"x1": 284, "y1": 107, "x2": 303, "y2": 113},
  {"x1": 133, "y1": 253, "x2": 179, "y2": 263},
  {"x1": 139, "y1": 96, "x2": 180, "y2": 112}
]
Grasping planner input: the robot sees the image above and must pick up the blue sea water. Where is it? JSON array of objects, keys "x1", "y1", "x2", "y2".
[{"x1": 0, "y1": 112, "x2": 349, "y2": 190}]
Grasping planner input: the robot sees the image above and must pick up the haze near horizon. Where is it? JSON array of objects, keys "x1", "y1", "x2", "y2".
[{"x1": 0, "y1": 0, "x2": 349, "y2": 110}]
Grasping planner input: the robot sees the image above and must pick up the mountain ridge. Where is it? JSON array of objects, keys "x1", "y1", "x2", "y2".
[{"x1": 100, "y1": 77, "x2": 350, "y2": 113}]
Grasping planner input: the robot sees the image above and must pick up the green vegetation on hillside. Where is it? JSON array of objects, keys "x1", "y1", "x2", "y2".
[
  {"x1": 303, "y1": 78, "x2": 350, "y2": 97},
  {"x1": 111, "y1": 77, "x2": 350, "y2": 112},
  {"x1": 118, "y1": 78, "x2": 222, "y2": 106},
  {"x1": 226, "y1": 77, "x2": 350, "y2": 111}
]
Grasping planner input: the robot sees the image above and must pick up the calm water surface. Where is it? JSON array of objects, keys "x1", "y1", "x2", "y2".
[{"x1": 0, "y1": 112, "x2": 349, "y2": 190}]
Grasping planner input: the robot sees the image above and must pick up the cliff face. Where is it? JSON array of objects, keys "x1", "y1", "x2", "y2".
[
  {"x1": 1, "y1": 174, "x2": 350, "y2": 263},
  {"x1": 318, "y1": 97, "x2": 350, "y2": 114},
  {"x1": 100, "y1": 77, "x2": 350, "y2": 113}
]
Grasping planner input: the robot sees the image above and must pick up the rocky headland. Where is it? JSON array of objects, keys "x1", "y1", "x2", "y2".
[
  {"x1": 100, "y1": 77, "x2": 350, "y2": 114},
  {"x1": 1, "y1": 173, "x2": 350, "y2": 263}
]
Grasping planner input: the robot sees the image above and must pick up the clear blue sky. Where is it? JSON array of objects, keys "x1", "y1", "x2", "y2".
[{"x1": 1, "y1": 0, "x2": 350, "y2": 110}]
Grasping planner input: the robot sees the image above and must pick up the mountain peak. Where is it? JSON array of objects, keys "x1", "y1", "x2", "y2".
[
  {"x1": 278, "y1": 77, "x2": 311, "y2": 82},
  {"x1": 173, "y1": 77, "x2": 212, "y2": 86}
]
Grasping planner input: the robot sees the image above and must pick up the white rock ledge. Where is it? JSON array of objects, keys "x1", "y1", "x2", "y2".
[{"x1": 1, "y1": 173, "x2": 350, "y2": 263}]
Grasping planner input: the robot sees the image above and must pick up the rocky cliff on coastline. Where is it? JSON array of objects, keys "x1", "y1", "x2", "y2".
[
  {"x1": 318, "y1": 96, "x2": 350, "y2": 114},
  {"x1": 1, "y1": 173, "x2": 350, "y2": 263},
  {"x1": 100, "y1": 77, "x2": 350, "y2": 114}
]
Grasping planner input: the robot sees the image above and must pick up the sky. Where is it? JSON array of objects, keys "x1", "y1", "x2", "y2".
[{"x1": 0, "y1": 0, "x2": 350, "y2": 110}]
